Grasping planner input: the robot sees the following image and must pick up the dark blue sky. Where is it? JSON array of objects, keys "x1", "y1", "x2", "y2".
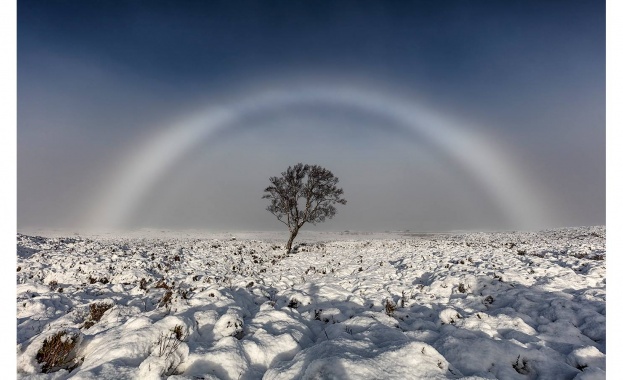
[
  {"x1": 19, "y1": 0, "x2": 604, "y2": 106},
  {"x1": 17, "y1": 0, "x2": 605, "y2": 231}
]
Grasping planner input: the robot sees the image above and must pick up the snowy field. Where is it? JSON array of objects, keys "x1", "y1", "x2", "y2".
[{"x1": 16, "y1": 227, "x2": 606, "y2": 379}]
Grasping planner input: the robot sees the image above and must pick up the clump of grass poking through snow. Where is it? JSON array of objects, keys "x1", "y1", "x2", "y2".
[
  {"x1": 171, "y1": 324, "x2": 186, "y2": 340},
  {"x1": 384, "y1": 299, "x2": 396, "y2": 317},
  {"x1": 35, "y1": 330, "x2": 81, "y2": 373},
  {"x1": 314, "y1": 309, "x2": 322, "y2": 320},
  {"x1": 154, "y1": 279, "x2": 171, "y2": 289},
  {"x1": 287, "y1": 298, "x2": 300, "y2": 309},
  {"x1": 513, "y1": 355, "x2": 530, "y2": 375},
  {"x1": 83, "y1": 302, "x2": 113, "y2": 329},
  {"x1": 156, "y1": 324, "x2": 188, "y2": 358},
  {"x1": 159, "y1": 290, "x2": 173, "y2": 308},
  {"x1": 458, "y1": 283, "x2": 466, "y2": 293}
]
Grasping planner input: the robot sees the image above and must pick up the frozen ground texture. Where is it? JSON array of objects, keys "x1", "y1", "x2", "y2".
[{"x1": 16, "y1": 227, "x2": 606, "y2": 379}]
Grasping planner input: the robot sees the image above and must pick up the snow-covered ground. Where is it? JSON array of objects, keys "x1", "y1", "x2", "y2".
[{"x1": 16, "y1": 227, "x2": 606, "y2": 379}]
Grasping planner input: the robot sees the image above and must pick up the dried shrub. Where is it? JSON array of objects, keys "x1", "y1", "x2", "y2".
[
  {"x1": 48, "y1": 280, "x2": 58, "y2": 291},
  {"x1": 178, "y1": 286, "x2": 192, "y2": 300},
  {"x1": 139, "y1": 278, "x2": 148, "y2": 291},
  {"x1": 513, "y1": 355, "x2": 530, "y2": 374},
  {"x1": 83, "y1": 302, "x2": 113, "y2": 329},
  {"x1": 154, "y1": 279, "x2": 170, "y2": 289},
  {"x1": 90, "y1": 303, "x2": 112, "y2": 322},
  {"x1": 314, "y1": 309, "x2": 323, "y2": 321},
  {"x1": 83, "y1": 321, "x2": 95, "y2": 329},
  {"x1": 384, "y1": 299, "x2": 396, "y2": 317},
  {"x1": 400, "y1": 290, "x2": 408, "y2": 308},
  {"x1": 287, "y1": 298, "x2": 300, "y2": 309},
  {"x1": 458, "y1": 283, "x2": 466, "y2": 293},
  {"x1": 159, "y1": 290, "x2": 173, "y2": 308},
  {"x1": 156, "y1": 325, "x2": 188, "y2": 358},
  {"x1": 576, "y1": 363, "x2": 588, "y2": 371},
  {"x1": 88, "y1": 276, "x2": 108, "y2": 285},
  {"x1": 36, "y1": 330, "x2": 80, "y2": 373},
  {"x1": 171, "y1": 324, "x2": 186, "y2": 340}
]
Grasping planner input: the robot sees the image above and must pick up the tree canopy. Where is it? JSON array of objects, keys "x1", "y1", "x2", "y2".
[{"x1": 262, "y1": 163, "x2": 346, "y2": 252}]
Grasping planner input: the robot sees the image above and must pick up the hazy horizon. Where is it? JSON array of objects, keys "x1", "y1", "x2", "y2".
[{"x1": 18, "y1": 0, "x2": 605, "y2": 233}]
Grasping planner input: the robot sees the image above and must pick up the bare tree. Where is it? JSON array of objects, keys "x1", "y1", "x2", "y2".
[{"x1": 263, "y1": 163, "x2": 347, "y2": 252}]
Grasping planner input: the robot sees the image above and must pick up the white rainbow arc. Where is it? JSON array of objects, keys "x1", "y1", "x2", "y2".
[{"x1": 88, "y1": 85, "x2": 550, "y2": 230}]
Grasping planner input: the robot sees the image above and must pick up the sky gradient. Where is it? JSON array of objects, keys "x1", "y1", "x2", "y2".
[{"x1": 17, "y1": 0, "x2": 605, "y2": 232}]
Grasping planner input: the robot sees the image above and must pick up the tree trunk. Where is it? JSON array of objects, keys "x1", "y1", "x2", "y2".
[{"x1": 286, "y1": 229, "x2": 299, "y2": 253}]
